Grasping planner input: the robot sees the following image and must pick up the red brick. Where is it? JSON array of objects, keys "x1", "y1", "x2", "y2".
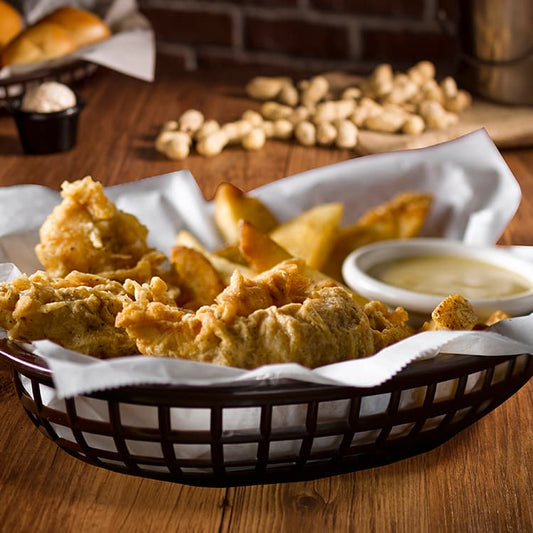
[
  {"x1": 245, "y1": 17, "x2": 351, "y2": 59},
  {"x1": 140, "y1": 7, "x2": 234, "y2": 47},
  {"x1": 311, "y1": 0, "x2": 425, "y2": 18},
  {"x1": 362, "y1": 29, "x2": 457, "y2": 63},
  {"x1": 155, "y1": 50, "x2": 189, "y2": 74},
  {"x1": 196, "y1": 49, "x2": 317, "y2": 77}
]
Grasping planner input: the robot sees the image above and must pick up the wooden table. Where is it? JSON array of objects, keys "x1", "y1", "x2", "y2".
[{"x1": 1, "y1": 61, "x2": 532, "y2": 532}]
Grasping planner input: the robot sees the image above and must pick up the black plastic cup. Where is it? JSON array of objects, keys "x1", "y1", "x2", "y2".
[{"x1": 11, "y1": 95, "x2": 85, "y2": 155}]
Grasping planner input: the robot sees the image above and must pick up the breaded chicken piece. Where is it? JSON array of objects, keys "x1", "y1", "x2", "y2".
[
  {"x1": 362, "y1": 300, "x2": 414, "y2": 351},
  {"x1": 422, "y1": 294, "x2": 478, "y2": 331},
  {"x1": 0, "y1": 271, "x2": 137, "y2": 358},
  {"x1": 35, "y1": 176, "x2": 165, "y2": 281},
  {"x1": 116, "y1": 260, "x2": 413, "y2": 369},
  {"x1": 485, "y1": 309, "x2": 510, "y2": 326}
]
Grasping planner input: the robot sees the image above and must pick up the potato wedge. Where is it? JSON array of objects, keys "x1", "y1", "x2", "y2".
[
  {"x1": 170, "y1": 245, "x2": 225, "y2": 309},
  {"x1": 174, "y1": 230, "x2": 253, "y2": 283},
  {"x1": 174, "y1": 229, "x2": 205, "y2": 250},
  {"x1": 214, "y1": 243, "x2": 248, "y2": 265},
  {"x1": 240, "y1": 221, "x2": 368, "y2": 306},
  {"x1": 269, "y1": 202, "x2": 343, "y2": 271},
  {"x1": 240, "y1": 220, "x2": 292, "y2": 272},
  {"x1": 325, "y1": 192, "x2": 433, "y2": 280},
  {"x1": 214, "y1": 182, "x2": 278, "y2": 244}
]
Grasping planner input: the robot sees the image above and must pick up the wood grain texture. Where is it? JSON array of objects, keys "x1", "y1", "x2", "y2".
[{"x1": 0, "y1": 63, "x2": 532, "y2": 532}]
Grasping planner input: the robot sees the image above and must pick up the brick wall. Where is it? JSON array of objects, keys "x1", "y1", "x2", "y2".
[{"x1": 139, "y1": 0, "x2": 460, "y2": 75}]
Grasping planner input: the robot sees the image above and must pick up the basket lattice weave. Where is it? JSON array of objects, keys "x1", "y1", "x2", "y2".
[
  {"x1": 1, "y1": 339, "x2": 531, "y2": 487},
  {"x1": 0, "y1": 62, "x2": 97, "y2": 104}
]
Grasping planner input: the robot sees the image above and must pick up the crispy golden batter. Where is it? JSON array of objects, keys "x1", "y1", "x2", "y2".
[
  {"x1": 362, "y1": 300, "x2": 414, "y2": 351},
  {"x1": 116, "y1": 260, "x2": 414, "y2": 369},
  {"x1": 0, "y1": 271, "x2": 137, "y2": 358},
  {"x1": 1, "y1": 176, "x2": 482, "y2": 367},
  {"x1": 35, "y1": 176, "x2": 165, "y2": 281},
  {"x1": 422, "y1": 294, "x2": 478, "y2": 331},
  {"x1": 485, "y1": 309, "x2": 510, "y2": 326}
]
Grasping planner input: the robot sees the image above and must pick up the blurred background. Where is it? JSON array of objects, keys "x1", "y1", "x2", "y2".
[{"x1": 138, "y1": 0, "x2": 459, "y2": 75}]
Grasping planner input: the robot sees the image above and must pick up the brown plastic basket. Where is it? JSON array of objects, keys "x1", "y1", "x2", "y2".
[
  {"x1": 0, "y1": 61, "x2": 97, "y2": 105},
  {"x1": 1, "y1": 338, "x2": 531, "y2": 487}
]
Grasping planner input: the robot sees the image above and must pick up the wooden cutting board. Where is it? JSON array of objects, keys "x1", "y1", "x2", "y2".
[
  {"x1": 357, "y1": 100, "x2": 533, "y2": 155},
  {"x1": 323, "y1": 71, "x2": 533, "y2": 155}
]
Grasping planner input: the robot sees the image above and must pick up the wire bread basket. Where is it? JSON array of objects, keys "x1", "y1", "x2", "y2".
[
  {"x1": 0, "y1": 61, "x2": 97, "y2": 106},
  {"x1": 1, "y1": 338, "x2": 531, "y2": 487}
]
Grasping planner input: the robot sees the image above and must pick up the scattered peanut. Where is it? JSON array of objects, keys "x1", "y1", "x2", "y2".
[
  {"x1": 241, "y1": 127, "x2": 266, "y2": 151},
  {"x1": 164, "y1": 132, "x2": 191, "y2": 160},
  {"x1": 294, "y1": 120, "x2": 317, "y2": 146},
  {"x1": 313, "y1": 99, "x2": 355, "y2": 122},
  {"x1": 178, "y1": 109, "x2": 204, "y2": 136},
  {"x1": 316, "y1": 121, "x2": 337, "y2": 146},
  {"x1": 241, "y1": 110, "x2": 263, "y2": 127},
  {"x1": 418, "y1": 101, "x2": 459, "y2": 129},
  {"x1": 402, "y1": 114, "x2": 426, "y2": 135},
  {"x1": 155, "y1": 129, "x2": 191, "y2": 160},
  {"x1": 261, "y1": 120, "x2": 275, "y2": 138},
  {"x1": 196, "y1": 129, "x2": 229, "y2": 157},
  {"x1": 300, "y1": 75, "x2": 329, "y2": 108},
  {"x1": 364, "y1": 107, "x2": 406, "y2": 133},
  {"x1": 278, "y1": 83, "x2": 299, "y2": 107},
  {"x1": 222, "y1": 120, "x2": 253, "y2": 144},
  {"x1": 260, "y1": 101, "x2": 293, "y2": 121},
  {"x1": 245, "y1": 76, "x2": 291, "y2": 100},
  {"x1": 335, "y1": 119, "x2": 358, "y2": 149},
  {"x1": 408, "y1": 60, "x2": 435, "y2": 85},
  {"x1": 155, "y1": 60, "x2": 471, "y2": 160},
  {"x1": 273, "y1": 119, "x2": 294, "y2": 140},
  {"x1": 155, "y1": 129, "x2": 178, "y2": 153},
  {"x1": 444, "y1": 89, "x2": 472, "y2": 113},
  {"x1": 288, "y1": 106, "x2": 311, "y2": 124},
  {"x1": 341, "y1": 86, "x2": 363, "y2": 100},
  {"x1": 195, "y1": 119, "x2": 220, "y2": 141}
]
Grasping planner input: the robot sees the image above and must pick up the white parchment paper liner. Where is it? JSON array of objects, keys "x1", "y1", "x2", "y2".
[
  {"x1": 2, "y1": 130, "x2": 533, "y2": 404},
  {"x1": 0, "y1": 0, "x2": 155, "y2": 82}
]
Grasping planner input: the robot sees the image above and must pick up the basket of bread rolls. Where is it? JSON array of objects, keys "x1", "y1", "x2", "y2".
[
  {"x1": 0, "y1": 2, "x2": 110, "y2": 66},
  {"x1": 0, "y1": 1, "x2": 113, "y2": 102}
]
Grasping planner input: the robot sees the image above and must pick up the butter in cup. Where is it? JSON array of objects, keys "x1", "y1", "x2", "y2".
[
  {"x1": 11, "y1": 82, "x2": 84, "y2": 154},
  {"x1": 342, "y1": 238, "x2": 533, "y2": 323}
]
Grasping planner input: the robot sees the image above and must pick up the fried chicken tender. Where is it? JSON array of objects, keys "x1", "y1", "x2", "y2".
[
  {"x1": 485, "y1": 310, "x2": 510, "y2": 326},
  {"x1": 363, "y1": 300, "x2": 414, "y2": 351},
  {"x1": 35, "y1": 176, "x2": 165, "y2": 281},
  {"x1": 422, "y1": 294, "x2": 479, "y2": 331},
  {"x1": 0, "y1": 271, "x2": 137, "y2": 358},
  {"x1": 116, "y1": 260, "x2": 414, "y2": 369}
]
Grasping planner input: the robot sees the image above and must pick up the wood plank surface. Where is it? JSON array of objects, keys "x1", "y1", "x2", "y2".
[{"x1": 0, "y1": 62, "x2": 532, "y2": 533}]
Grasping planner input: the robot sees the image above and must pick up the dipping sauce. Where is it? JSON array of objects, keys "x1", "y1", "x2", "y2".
[
  {"x1": 367, "y1": 255, "x2": 532, "y2": 299},
  {"x1": 21, "y1": 81, "x2": 77, "y2": 113}
]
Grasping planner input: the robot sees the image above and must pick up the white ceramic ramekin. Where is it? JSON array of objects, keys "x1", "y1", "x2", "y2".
[{"x1": 342, "y1": 238, "x2": 533, "y2": 322}]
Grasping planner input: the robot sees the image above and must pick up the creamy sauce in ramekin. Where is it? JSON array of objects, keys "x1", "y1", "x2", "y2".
[{"x1": 367, "y1": 255, "x2": 532, "y2": 299}]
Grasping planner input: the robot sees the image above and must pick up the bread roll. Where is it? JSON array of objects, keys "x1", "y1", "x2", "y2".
[
  {"x1": 0, "y1": 0, "x2": 23, "y2": 48},
  {"x1": 1, "y1": 6, "x2": 110, "y2": 67},
  {"x1": 40, "y1": 6, "x2": 111, "y2": 48},
  {"x1": 1, "y1": 22, "x2": 76, "y2": 66}
]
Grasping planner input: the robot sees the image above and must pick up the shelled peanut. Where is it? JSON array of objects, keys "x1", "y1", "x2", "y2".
[{"x1": 154, "y1": 60, "x2": 472, "y2": 160}]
